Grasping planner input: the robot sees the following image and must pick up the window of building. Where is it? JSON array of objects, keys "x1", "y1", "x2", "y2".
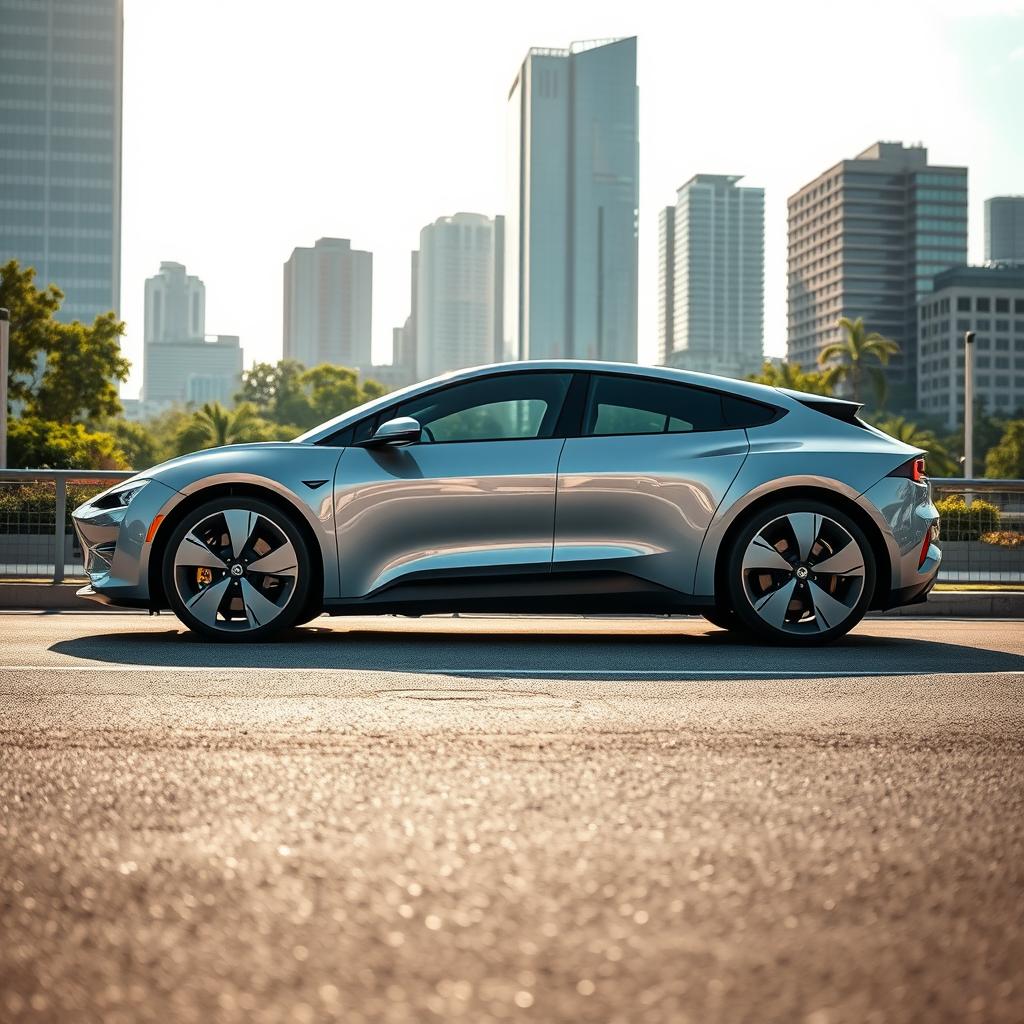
[
  {"x1": 957, "y1": 297, "x2": 970, "y2": 311},
  {"x1": 995, "y1": 298, "x2": 1010, "y2": 313},
  {"x1": 956, "y1": 318, "x2": 970, "y2": 331},
  {"x1": 977, "y1": 356, "x2": 991, "y2": 369},
  {"x1": 976, "y1": 297, "x2": 991, "y2": 312},
  {"x1": 995, "y1": 357, "x2": 1010, "y2": 370},
  {"x1": 977, "y1": 336, "x2": 991, "y2": 349},
  {"x1": 996, "y1": 320, "x2": 1010, "y2": 332},
  {"x1": 1016, "y1": 299, "x2": 1024, "y2": 314},
  {"x1": 996, "y1": 338, "x2": 1010, "y2": 351},
  {"x1": 976, "y1": 319, "x2": 991, "y2": 331}
]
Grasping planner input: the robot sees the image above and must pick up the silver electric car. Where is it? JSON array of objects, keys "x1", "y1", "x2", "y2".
[{"x1": 72, "y1": 361, "x2": 941, "y2": 644}]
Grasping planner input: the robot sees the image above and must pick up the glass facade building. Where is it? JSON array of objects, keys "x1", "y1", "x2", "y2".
[
  {"x1": 416, "y1": 213, "x2": 504, "y2": 379},
  {"x1": 0, "y1": 0, "x2": 123, "y2": 323},
  {"x1": 787, "y1": 143, "x2": 967, "y2": 410},
  {"x1": 658, "y1": 174, "x2": 764, "y2": 379},
  {"x1": 985, "y1": 196, "x2": 1024, "y2": 267},
  {"x1": 505, "y1": 38, "x2": 638, "y2": 363}
]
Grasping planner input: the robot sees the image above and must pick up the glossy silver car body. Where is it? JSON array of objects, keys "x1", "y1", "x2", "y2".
[{"x1": 72, "y1": 360, "x2": 941, "y2": 640}]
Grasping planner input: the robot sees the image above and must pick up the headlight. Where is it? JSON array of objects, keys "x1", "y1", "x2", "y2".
[{"x1": 91, "y1": 479, "x2": 150, "y2": 510}]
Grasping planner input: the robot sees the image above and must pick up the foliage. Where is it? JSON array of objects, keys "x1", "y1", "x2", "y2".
[
  {"x1": 980, "y1": 531, "x2": 1024, "y2": 548},
  {"x1": 172, "y1": 402, "x2": 294, "y2": 456},
  {"x1": 91, "y1": 416, "x2": 162, "y2": 470},
  {"x1": 747, "y1": 360, "x2": 837, "y2": 396},
  {"x1": 818, "y1": 316, "x2": 899, "y2": 407},
  {"x1": 934, "y1": 495, "x2": 1000, "y2": 542},
  {"x1": 984, "y1": 419, "x2": 1024, "y2": 479},
  {"x1": 0, "y1": 480, "x2": 107, "y2": 534},
  {"x1": 237, "y1": 359, "x2": 388, "y2": 431},
  {"x1": 7, "y1": 417, "x2": 129, "y2": 470},
  {"x1": 0, "y1": 260, "x2": 129, "y2": 418},
  {"x1": 866, "y1": 415, "x2": 959, "y2": 476}
]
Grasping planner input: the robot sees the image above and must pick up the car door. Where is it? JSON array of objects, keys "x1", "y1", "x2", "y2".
[
  {"x1": 333, "y1": 371, "x2": 573, "y2": 599},
  {"x1": 553, "y1": 373, "x2": 751, "y2": 595}
]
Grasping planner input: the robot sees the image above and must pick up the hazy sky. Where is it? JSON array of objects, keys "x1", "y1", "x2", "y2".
[{"x1": 119, "y1": 0, "x2": 1024, "y2": 397}]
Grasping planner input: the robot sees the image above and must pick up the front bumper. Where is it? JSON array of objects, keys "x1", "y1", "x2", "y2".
[{"x1": 72, "y1": 478, "x2": 181, "y2": 608}]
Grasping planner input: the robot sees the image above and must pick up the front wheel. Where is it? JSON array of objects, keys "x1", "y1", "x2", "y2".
[
  {"x1": 725, "y1": 500, "x2": 876, "y2": 645},
  {"x1": 162, "y1": 496, "x2": 315, "y2": 641}
]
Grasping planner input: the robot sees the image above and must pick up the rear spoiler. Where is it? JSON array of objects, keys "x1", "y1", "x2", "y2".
[{"x1": 774, "y1": 388, "x2": 865, "y2": 426}]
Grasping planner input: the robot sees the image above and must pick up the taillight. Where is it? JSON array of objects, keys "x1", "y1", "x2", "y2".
[
  {"x1": 918, "y1": 526, "x2": 932, "y2": 568},
  {"x1": 889, "y1": 456, "x2": 926, "y2": 483}
]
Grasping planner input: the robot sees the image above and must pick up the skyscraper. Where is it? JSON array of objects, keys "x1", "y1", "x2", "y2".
[
  {"x1": 0, "y1": 0, "x2": 123, "y2": 323},
  {"x1": 506, "y1": 37, "x2": 638, "y2": 363},
  {"x1": 141, "y1": 261, "x2": 242, "y2": 409},
  {"x1": 986, "y1": 196, "x2": 1024, "y2": 266},
  {"x1": 658, "y1": 175, "x2": 764, "y2": 379},
  {"x1": 416, "y1": 213, "x2": 504, "y2": 379},
  {"x1": 144, "y1": 262, "x2": 204, "y2": 344},
  {"x1": 283, "y1": 237, "x2": 372, "y2": 369},
  {"x1": 787, "y1": 142, "x2": 967, "y2": 409}
]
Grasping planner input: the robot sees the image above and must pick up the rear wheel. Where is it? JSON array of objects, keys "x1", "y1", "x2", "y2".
[
  {"x1": 726, "y1": 499, "x2": 875, "y2": 645},
  {"x1": 162, "y1": 496, "x2": 315, "y2": 641}
]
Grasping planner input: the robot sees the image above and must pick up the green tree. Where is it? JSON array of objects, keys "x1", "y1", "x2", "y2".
[
  {"x1": 818, "y1": 316, "x2": 899, "y2": 407},
  {"x1": 0, "y1": 259, "x2": 129, "y2": 416},
  {"x1": 868, "y1": 414, "x2": 959, "y2": 476},
  {"x1": 0, "y1": 260, "x2": 62, "y2": 405},
  {"x1": 237, "y1": 359, "x2": 389, "y2": 430},
  {"x1": 984, "y1": 419, "x2": 1024, "y2": 478},
  {"x1": 173, "y1": 402, "x2": 292, "y2": 455},
  {"x1": 7, "y1": 418, "x2": 128, "y2": 470},
  {"x1": 747, "y1": 360, "x2": 837, "y2": 396},
  {"x1": 91, "y1": 417, "x2": 161, "y2": 470}
]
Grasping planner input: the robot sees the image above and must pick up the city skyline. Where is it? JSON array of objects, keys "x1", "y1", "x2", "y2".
[{"x1": 32, "y1": 0, "x2": 1024, "y2": 397}]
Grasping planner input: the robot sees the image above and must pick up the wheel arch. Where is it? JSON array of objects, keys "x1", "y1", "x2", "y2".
[
  {"x1": 147, "y1": 481, "x2": 326, "y2": 611},
  {"x1": 711, "y1": 485, "x2": 893, "y2": 611}
]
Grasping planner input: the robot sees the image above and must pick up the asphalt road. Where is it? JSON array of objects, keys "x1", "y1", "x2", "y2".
[{"x1": 1, "y1": 612, "x2": 1022, "y2": 1024}]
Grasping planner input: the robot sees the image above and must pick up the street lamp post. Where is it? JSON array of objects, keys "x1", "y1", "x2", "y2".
[
  {"x1": 963, "y1": 330, "x2": 975, "y2": 481},
  {"x1": 0, "y1": 308, "x2": 8, "y2": 470}
]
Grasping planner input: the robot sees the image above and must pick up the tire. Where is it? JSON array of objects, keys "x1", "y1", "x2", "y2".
[
  {"x1": 725, "y1": 499, "x2": 876, "y2": 645},
  {"x1": 162, "y1": 496, "x2": 315, "y2": 642}
]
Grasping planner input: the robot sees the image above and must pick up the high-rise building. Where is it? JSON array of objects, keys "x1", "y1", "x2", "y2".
[
  {"x1": 141, "y1": 262, "x2": 242, "y2": 410},
  {"x1": 283, "y1": 237, "x2": 372, "y2": 369},
  {"x1": 658, "y1": 175, "x2": 764, "y2": 379},
  {"x1": 787, "y1": 142, "x2": 967, "y2": 409},
  {"x1": 506, "y1": 37, "x2": 638, "y2": 363},
  {"x1": 917, "y1": 265, "x2": 1024, "y2": 427},
  {"x1": 0, "y1": 0, "x2": 123, "y2": 324},
  {"x1": 144, "y1": 262, "x2": 204, "y2": 344},
  {"x1": 416, "y1": 213, "x2": 504, "y2": 379},
  {"x1": 986, "y1": 196, "x2": 1024, "y2": 266}
]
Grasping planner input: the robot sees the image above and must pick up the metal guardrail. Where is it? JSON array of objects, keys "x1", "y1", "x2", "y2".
[
  {"x1": 0, "y1": 468, "x2": 133, "y2": 582},
  {"x1": 0, "y1": 470, "x2": 1021, "y2": 586},
  {"x1": 930, "y1": 478, "x2": 1024, "y2": 584}
]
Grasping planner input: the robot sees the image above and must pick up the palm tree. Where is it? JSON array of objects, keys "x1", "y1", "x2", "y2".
[
  {"x1": 868, "y1": 414, "x2": 959, "y2": 476},
  {"x1": 818, "y1": 317, "x2": 899, "y2": 407},
  {"x1": 174, "y1": 402, "x2": 272, "y2": 454},
  {"x1": 747, "y1": 360, "x2": 837, "y2": 396}
]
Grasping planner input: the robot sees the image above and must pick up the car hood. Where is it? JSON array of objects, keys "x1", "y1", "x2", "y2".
[{"x1": 134, "y1": 442, "x2": 327, "y2": 491}]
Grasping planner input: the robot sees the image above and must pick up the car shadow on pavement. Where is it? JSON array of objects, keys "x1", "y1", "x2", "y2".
[{"x1": 48, "y1": 620, "x2": 1024, "y2": 679}]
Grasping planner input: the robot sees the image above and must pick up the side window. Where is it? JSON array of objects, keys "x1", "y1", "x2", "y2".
[
  {"x1": 395, "y1": 373, "x2": 572, "y2": 443},
  {"x1": 722, "y1": 394, "x2": 779, "y2": 428},
  {"x1": 583, "y1": 375, "x2": 726, "y2": 436}
]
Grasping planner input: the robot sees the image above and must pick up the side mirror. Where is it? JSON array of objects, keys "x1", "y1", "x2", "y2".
[{"x1": 361, "y1": 416, "x2": 421, "y2": 447}]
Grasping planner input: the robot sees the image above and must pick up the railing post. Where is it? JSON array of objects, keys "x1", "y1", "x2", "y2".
[{"x1": 53, "y1": 476, "x2": 66, "y2": 584}]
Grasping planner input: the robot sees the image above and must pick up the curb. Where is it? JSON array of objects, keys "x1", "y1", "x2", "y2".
[
  {"x1": 0, "y1": 582, "x2": 1021, "y2": 618},
  {"x1": 874, "y1": 591, "x2": 1024, "y2": 618},
  {"x1": 0, "y1": 582, "x2": 120, "y2": 611}
]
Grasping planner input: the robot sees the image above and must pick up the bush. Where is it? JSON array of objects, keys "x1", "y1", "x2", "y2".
[
  {"x1": 0, "y1": 481, "x2": 107, "y2": 534},
  {"x1": 980, "y1": 531, "x2": 1024, "y2": 548},
  {"x1": 935, "y1": 495, "x2": 1001, "y2": 541},
  {"x1": 7, "y1": 417, "x2": 129, "y2": 470}
]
